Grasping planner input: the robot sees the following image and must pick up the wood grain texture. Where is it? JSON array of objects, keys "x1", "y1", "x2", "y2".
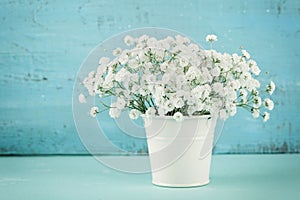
[{"x1": 0, "y1": 0, "x2": 299, "y2": 154}]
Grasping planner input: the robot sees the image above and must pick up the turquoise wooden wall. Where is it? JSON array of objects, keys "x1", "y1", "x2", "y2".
[{"x1": 0, "y1": 0, "x2": 299, "y2": 155}]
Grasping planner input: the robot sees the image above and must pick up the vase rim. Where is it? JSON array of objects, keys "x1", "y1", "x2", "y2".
[{"x1": 141, "y1": 114, "x2": 211, "y2": 120}]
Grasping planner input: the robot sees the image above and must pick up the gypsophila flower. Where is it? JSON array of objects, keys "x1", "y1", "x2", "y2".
[
  {"x1": 90, "y1": 106, "x2": 99, "y2": 117},
  {"x1": 240, "y1": 89, "x2": 247, "y2": 97},
  {"x1": 173, "y1": 98, "x2": 185, "y2": 108},
  {"x1": 173, "y1": 112, "x2": 183, "y2": 122},
  {"x1": 263, "y1": 98, "x2": 274, "y2": 111},
  {"x1": 109, "y1": 103, "x2": 121, "y2": 118},
  {"x1": 253, "y1": 96, "x2": 262, "y2": 108},
  {"x1": 241, "y1": 50, "x2": 250, "y2": 59},
  {"x1": 116, "y1": 98, "x2": 126, "y2": 109},
  {"x1": 119, "y1": 54, "x2": 129, "y2": 65},
  {"x1": 112, "y1": 47, "x2": 122, "y2": 56},
  {"x1": 79, "y1": 93, "x2": 87, "y2": 103},
  {"x1": 99, "y1": 57, "x2": 110, "y2": 65},
  {"x1": 211, "y1": 67, "x2": 220, "y2": 77},
  {"x1": 219, "y1": 109, "x2": 227, "y2": 120},
  {"x1": 145, "y1": 107, "x2": 156, "y2": 117},
  {"x1": 249, "y1": 60, "x2": 261, "y2": 76},
  {"x1": 164, "y1": 100, "x2": 174, "y2": 113},
  {"x1": 124, "y1": 35, "x2": 135, "y2": 46},
  {"x1": 81, "y1": 33, "x2": 275, "y2": 122},
  {"x1": 129, "y1": 109, "x2": 141, "y2": 119},
  {"x1": 263, "y1": 112, "x2": 270, "y2": 122},
  {"x1": 252, "y1": 109, "x2": 260, "y2": 118},
  {"x1": 266, "y1": 81, "x2": 276, "y2": 95},
  {"x1": 206, "y1": 34, "x2": 217, "y2": 42}
]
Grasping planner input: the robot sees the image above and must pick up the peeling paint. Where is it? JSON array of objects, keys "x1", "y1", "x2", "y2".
[{"x1": 226, "y1": 141, "x2": 300, "y2": 154}]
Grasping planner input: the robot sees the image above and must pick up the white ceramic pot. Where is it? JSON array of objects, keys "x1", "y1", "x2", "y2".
[{"x1": 143, "y1": 115, "x2": 215, "y2": 187}]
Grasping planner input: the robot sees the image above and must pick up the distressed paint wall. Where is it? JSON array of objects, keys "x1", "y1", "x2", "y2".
[{"x1": 0, "y1": 0, "x2": 299, "y2": 155}]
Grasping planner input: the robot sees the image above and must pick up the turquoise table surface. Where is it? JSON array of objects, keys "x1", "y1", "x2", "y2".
[{"x1": 0, "y1": 155, "x2": 299, "y2": 200}]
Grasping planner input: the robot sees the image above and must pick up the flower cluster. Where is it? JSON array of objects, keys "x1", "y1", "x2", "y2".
[{"x1": 80, "y1": 34, "x2": 275, "y2": 122}]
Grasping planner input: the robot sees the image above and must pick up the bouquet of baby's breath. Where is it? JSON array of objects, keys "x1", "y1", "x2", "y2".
[{"x1": 80, "y1": 34, "x2": 275, "y2": 122}]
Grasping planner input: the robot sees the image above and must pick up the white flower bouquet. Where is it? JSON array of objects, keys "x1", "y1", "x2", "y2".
[{"x1": 80, "y1": 34, "x2": 275, "y2": 122}]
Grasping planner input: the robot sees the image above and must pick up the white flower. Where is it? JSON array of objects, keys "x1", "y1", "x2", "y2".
[
  {"x1": 229, "y1": 80, "x2": 241, "y2": 90},
  {"x1": 226, "y1": 102, "x2": 237, "y2": 116},
  {"x1": 202, "y1": 67, "x2": 213, "y2": 82},
  {"x1": 164, "y1": 100, "x2": 174, "y2": 113},
  {"x1": 212, "y1": 82, "x2": 223, "y2": 94},
  {"x1": 173, "y1": 98, "x2": 184, "y2": 108},
  {"x1": 173, "y1": 112, "x2": 183, "y2": 122},
  {"x1": 153, "y1": 84, "x2": 164, "y2": 96},
  {"x1": 157, "y1": 107, "x2": 165, "y2": 116},
  {"x1": 128, "y1": 57, "x2": 139, "y2": 69},
  {"x1": 146, "y1": 74, "x2": 156, "y2": 84},
  {"x1": 112, "y1": 47, "x2": 122, "y2": 56},
  {"x1": 263, "y1": 98, "x2": 274, "y2": 111},
  {"x1": 241, "y1": 72, "x2": 251, "y2": 82},
  {"x1": 227, "y1": 90, "x2": 237, "y2": 100},
  {"x1": 183, "y1": 37, "x2": 190, "y2": 44},
  {"x1": 115, "y1": 68, "x2": 129, "y2": 82},
  {"x1": 160, "y1": 62, "x2": 168, "y2": 72},
  {"x1": 241, "y1": 97, "x2": 247, "y2": 104},
  {"x1": 116, "y1": 98, "x2": 126, "y2": 109},
  {"x1": 79, "y1": 93, "x2": 86, "y2": 103},
  {"x1": 246, "y1": 78, "x2": 260, "y2": 91},
  {"x1": 188, "y1": 43, "x2": 200, "y2": 52},
  {"x1": 252, "y1": 79, "x2": 261, "y2": 88},
  {"x1": 249, "y1": 60, "x2": 261, "y2": 75},
  {"x1": 186, "y1": 106, "x2": 195, "y2": 116},
  {"x1": 241, "y1": 50, "x2": 250, "y2": 59},
  {"x1": 138, "y1": 34, "x2": 149, "y2": 44},
  {"x1": 98, "y1": 57, "x2": 110, "y2": 65},
  {"x1": 185, "y1": 67, "x2": 197, "y2": 81},
  {"x1": 191, "y1": 85, "x2": 203, "y2": 98},
  {"x1": 146, "y1": 37, "x2": 158, "y2": 47},
  {"x1": 206, "y1": 34, "x2": 218, "y2": 42},
  {"x1": 231, "y1": 53, "x2": 240, "y2": 64},
  {"x1": 88, "y1": 71, "x2": 95, "y2": 78},
  {"x1": 118, "y1": 55, "x2": 129, "y2": 65},
  {"x1": 266, "y1": 81, "x2": 276, "y2": 95},
  {"x1": 82, "y1": 34, "x2": 275, "y2": 123},
  {"x1": 211, "y1": 66, "x2": 220, "y2": 77},
  {"x1": 251, "y1": 65, "x2": 261, "y2": 76},
  {"x1": 145, "y1": 107, "x2": 156, "y2": 116},
  {"x1": 159, "y1": 39, "x2": 170, "y2": 49},
  {"x1": 229, "y1": 106, "x2": 237, "y2": 116},
  {"x1": 219, "y1": 109, "x2": 227, "y2": 120},
  {"x1": 124, "y1": 35, "x2": 135, "y2": 46},
  {"x1": 253, "y1": 96, "x2": 262, "y2": 108},
  {"x1": 252, "y1": 109, "x2": 260, "y2": 118},
  {"x1": 179, "y1": 57, "x2": 189, "y2": 67},
  {"x1": 109, "y1": 103, "x2": 121, "y2": 118},
  {"x1": 154, "y1": 49, "x2": 165, "y2": 61},
  {"x1": 239, "y1": 62, "x2": 249, "y2": 73},
  {"x1": 90, "y1": 106, "x2": 99, "y2": 117},
  {"x1": 129, "y1": 109, "x2": 141, "y2": 119},
  {"x1": 175, "y1": 35, "x2": 185, "y2": 44},
  {"x1": 203, "y1": 84, "x2": 211, "y2": 98},
  {"x1": 263, "y1": 112, "x2": 270, "y2": 122},
  {"x1": 240, "y1": 89, "x2": 248, "y2": 97},
  {"x1": 162, "y1": 73, "x2": 170, "y2": 84}
]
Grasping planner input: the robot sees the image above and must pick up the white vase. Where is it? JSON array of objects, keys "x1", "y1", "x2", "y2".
[{"x1": 143, "y1": 115, "x2": 215, "y2": 187}]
